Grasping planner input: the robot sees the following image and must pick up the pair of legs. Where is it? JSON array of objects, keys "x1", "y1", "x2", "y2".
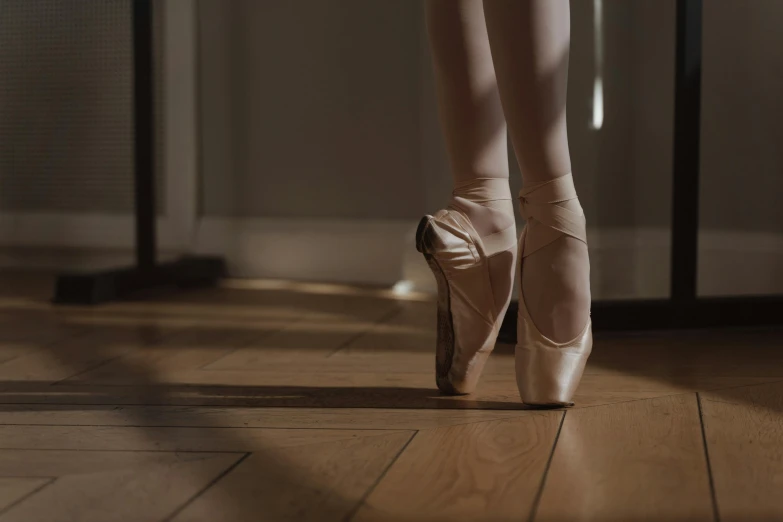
[{"x1": 426, "y1": 0, "x2": 590, "y2": 343}]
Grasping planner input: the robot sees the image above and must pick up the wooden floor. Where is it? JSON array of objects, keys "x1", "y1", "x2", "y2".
[{"x1": 0, "y1": 271, "x2": 782, "y2": 521}]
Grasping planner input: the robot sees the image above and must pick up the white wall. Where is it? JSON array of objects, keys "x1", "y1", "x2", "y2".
[
  {"x1": 700, "y1": 0, "x2": 783, "y2": 234},
  {"x1": 193, "y1": 0, "x2": 783, "y2": 298},
  {"x1": 197, "y1": 0, "x2": 657, "y2": 227},
  {"x1": 198, "y1": 0, "x2": 424, "y2": 220}
]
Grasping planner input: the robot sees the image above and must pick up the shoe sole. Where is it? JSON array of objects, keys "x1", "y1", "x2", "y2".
[{"x1": 415, "y1": 216, "x2": 463, "y2": 396}]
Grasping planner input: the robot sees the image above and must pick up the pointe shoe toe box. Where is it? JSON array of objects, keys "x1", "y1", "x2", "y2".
[{"x1": 515, "y1": 321, "x2": 592, "y2": 406}]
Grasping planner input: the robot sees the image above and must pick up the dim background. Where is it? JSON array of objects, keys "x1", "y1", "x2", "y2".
[{"x1": 0, "y1": 0, "x2": 781, "y2": 299}]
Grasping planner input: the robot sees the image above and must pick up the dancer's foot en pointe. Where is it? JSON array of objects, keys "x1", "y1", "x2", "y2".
[
  {"x1": 416, "y1": 178, "x2": 516, "y2": 395},
  {"x1": 515, "y1": 173, "x2": 592, "y2": 407},
  {"x1": 482, "y1": 0, "x2": 592, "y2": 405},
  {"x1": 421, "y1": 0, "x2": 515, "y2": 394}
]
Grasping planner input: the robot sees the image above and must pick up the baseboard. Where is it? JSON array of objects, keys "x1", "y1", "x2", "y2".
[
  {"x1": 193, "y1": 218, "x2": 418, "y2": 287},
  {"x1": 192, "y1": 218, "x2": 783, "y2": 299},
  {"x1": 2, "y1": 217, "x2": 782, "y2": 300},
  {"x1": 698, "y1": 229, "x2": 783, "y2": 297},
  {"x1": 0, "y1": 247, "x2": 179, "y2": 273},
  {"x1": 0, "y1": 213, "x2": 187, "y2": 251}
]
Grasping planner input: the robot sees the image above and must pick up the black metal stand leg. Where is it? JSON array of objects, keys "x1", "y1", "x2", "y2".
[
  {"x1": 133, "y1": 0, "x2": 157, "y2": 271},
  {"x1": 670, "y1": 0, "x2": 702, "y2": 302},
  {"x1": 53, "y1": 0, "x2": 225, "y2": 305}
]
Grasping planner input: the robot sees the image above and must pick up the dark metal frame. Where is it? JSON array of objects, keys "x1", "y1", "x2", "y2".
[
  {"x1": 53, "y1": 0, "x2": 225, "y2": 304},
  {"x1": 499, "y1": 0, "x2": 783, "y2": 340}
]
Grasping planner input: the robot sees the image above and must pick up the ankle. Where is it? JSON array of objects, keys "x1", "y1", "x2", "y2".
[
  {"x1": 450, "y1": 197, "x2": 514, "y2": 237},
  {"x1": 450, "y1": 177, "x2": 514, "y2": 237}
]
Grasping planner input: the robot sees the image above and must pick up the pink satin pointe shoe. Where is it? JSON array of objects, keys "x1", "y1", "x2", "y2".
[
  {"x1": 416, "y1": 204, "x2": 516, "y2": 395},
  {"x1": 516, "y1": 174, "x2": 592, "y2": 407}
]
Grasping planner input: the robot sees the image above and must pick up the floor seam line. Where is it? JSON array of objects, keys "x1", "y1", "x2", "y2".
[
  {"x1": 697, "y1": 392, "x2": 721, "y2": 522},
  {"x1": 0, "y1": 402, "x2": 529, "y2": 410},
  {"x1": 572, "y1": 391, "x2": 696, "y2": 411},
  {"x1": 197, "y1": 314, "x2": 312, "y2": 371},
  {"x1": 327, "y1": 307, "x2": 402, "y2": 358},
  {"x1": 162, "y1": 451, "x2": 251, "y2": 522},
  {"x1": 4, "y1": 326, "x2": 92, "y2": 372},
  {"x1": 52, "y1": 325, "x2": 189, "y2": 384},
  {"x1": 344, "y1": 430, "x2": 417, "y2": 522},
  {"x1": 701, "y1": 377, "x2": 783, "y2": 393},
  {"x1": 0, "y1": 423, "x2": 414, "y2": 431},
  {"x1": 0, "y1": 448, "x2": 249, "y2": 454},
  {"x1": 529, "y1": 410, "x2": 566, "y2": 522},
  {"x1": 0, "y1": 476, "x2": 57, "y2": 516}
]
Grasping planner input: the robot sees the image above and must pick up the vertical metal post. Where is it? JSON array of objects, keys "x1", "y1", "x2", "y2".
[
  {"x1": 132, "y1": 0, "x2": 156, "y2": 269},
  {"x1": 670, "y1": 0, "x2": 703, "y2": 301}
]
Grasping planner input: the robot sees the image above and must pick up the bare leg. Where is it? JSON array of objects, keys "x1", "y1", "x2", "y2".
[
  {"x1": 426, "y1": 0, "x2": 513, "y2": 237},
  {"x1": 484, "y1": 0, "x2": 591, "y2": 342},
  {"x1": 420, "y1": 0, "x2": 517, "y2": 394}
]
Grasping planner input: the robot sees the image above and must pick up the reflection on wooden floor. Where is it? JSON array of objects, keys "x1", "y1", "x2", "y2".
[{"x1": 0, "y1": 271, "x2": 782, "y2": 521}]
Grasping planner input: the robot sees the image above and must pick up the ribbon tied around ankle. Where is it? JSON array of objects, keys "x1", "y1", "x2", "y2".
[
  {"x1": 518, "y1": 174, "x2": 587, "y2": 258},
  {"x1": 452, "y1": 178, "x2": 512, "y2": 204}
]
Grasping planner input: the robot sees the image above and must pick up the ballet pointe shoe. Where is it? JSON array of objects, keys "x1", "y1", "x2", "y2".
[
  {"x1": 416, "y1": 208, "x2": 516, "y2": 395},
  {"x1": 516, "y1": 174, "x2": 592, "y2": 407}
]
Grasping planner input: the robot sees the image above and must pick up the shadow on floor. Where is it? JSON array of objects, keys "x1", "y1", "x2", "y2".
[
  {"x1": 0, "y1": 382, "x2": 528, "y2": 411},
  {"x1": 0, "y1": 278, "x2": 383, "y2": 520},
  {"x1": 1, "y1": 271, "x2": 782, "y2": 520}
]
